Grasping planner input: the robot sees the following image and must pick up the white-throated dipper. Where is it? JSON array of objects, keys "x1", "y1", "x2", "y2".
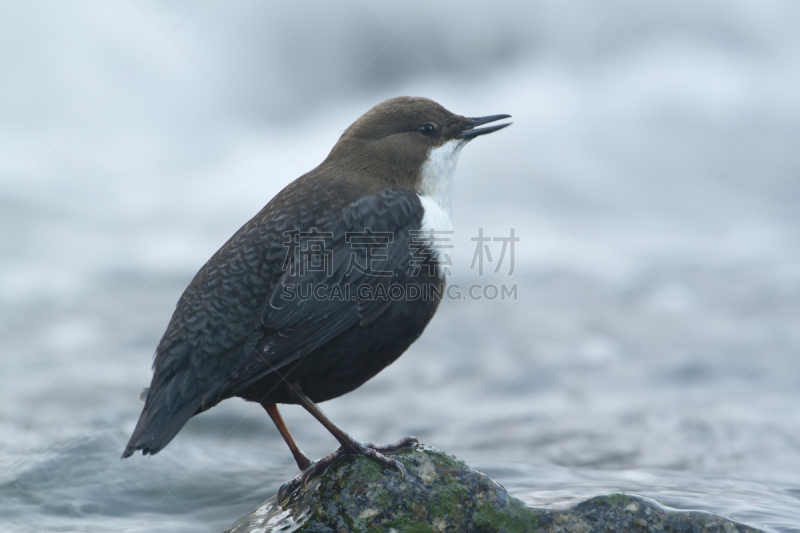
[{"x1": 123, "y1": 96, "x2": 511, "y2": 497}]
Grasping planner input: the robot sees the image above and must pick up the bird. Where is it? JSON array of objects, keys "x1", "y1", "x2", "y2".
[{"x1": 122, "y1": 96, "x2": 511, "y2": 497}]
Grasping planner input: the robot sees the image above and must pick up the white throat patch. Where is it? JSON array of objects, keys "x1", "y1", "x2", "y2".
[
  {"x1": 418, "y1": 139, "x2": 465, "y2": 232},
  {"x1": 417, "y1": 139, "x2": 465, "y2": 275}
]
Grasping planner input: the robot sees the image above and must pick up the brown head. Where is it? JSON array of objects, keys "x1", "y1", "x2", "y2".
[{"x1": 321, "y1": 96, "x2": 511, "y2": 203}]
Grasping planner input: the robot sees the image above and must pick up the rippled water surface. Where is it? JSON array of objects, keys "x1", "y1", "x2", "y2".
[{"x1": 2, "y1": 2, "x2": 800, "y2": 532}]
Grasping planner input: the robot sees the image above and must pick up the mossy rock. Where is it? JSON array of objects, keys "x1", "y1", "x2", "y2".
[{"x1": 225, "y1": 444, "x2": 762, "y2": 533}]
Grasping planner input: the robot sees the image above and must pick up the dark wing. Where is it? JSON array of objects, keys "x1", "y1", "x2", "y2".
[
  {"x1": 123, "y1": 173, "x2": 349, "y2": 458},
  {"x1": 230, "y1": 187, "x2": 423, "y2": 392}
]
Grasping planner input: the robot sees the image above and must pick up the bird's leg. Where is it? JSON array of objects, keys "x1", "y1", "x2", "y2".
[
  {"x1": 284, "y1": 384, "x2": 417, "y2": 488},
  {"x1": 261, "y1": 402, "x2": 313, "y2": 471}
]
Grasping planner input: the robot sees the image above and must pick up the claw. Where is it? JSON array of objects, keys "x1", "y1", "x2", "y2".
[
  {"x1": 277, "y1": 474, "x2": 302, "y2": 505},
  {"x1": 277, "y1": 436, "x2": 416, "y2": 499},
  {"x1": 277, "y1": 482, "x2": 292, "y2": 504},
  {"x1": 301, "y1": 462, "x2": 322, "y2": 489},
  {"x1": 390, "y1": 458, "x2": 407, "y2": 480}
]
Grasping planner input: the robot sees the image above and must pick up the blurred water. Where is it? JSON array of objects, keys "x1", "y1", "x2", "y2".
[{"x1": 2, "y1": 2, "x2": 800, "y2": 532}]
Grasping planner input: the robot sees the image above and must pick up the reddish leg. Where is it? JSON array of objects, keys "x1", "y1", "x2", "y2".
[
  {"x1": 274, "y1": 384, "x2": 416, "y2": 501},
  {"x1": 262, "y1": 402, "x2": 313, "y2": 471}
]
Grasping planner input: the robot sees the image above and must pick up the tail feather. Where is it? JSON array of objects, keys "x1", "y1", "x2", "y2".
[{"x1": 122, "y1": 381, "x2": 204, "y2": 459}]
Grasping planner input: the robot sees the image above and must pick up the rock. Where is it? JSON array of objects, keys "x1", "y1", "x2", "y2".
[{"x1": 225, "y1": 444, "x2": 762, "y2": 533}]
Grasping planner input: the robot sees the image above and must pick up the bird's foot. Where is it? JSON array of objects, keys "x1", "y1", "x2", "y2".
[
  {"x1": 345, "y1": 435, "x2": 418, "y2": 479},
  {"x1": 277, "y1": 436, "x2": 418, "y2": 504},
  {"x1": 277, "y1": 471, "x2": 304, "y2": 505}
]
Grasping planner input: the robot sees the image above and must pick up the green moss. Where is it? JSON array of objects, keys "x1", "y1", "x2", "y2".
[
  {"x1": 473, "y1": 496, "x2": 539, "y2": 533},
  {"x1": 431, "y1": 484, "x2": 468, "y2": 512},
  {"x1": 594, "y1": 493, "x2": 635, "y2": 508},
  {"x1": 373, "y1": 487, "x2": 393, "y2": 509}
]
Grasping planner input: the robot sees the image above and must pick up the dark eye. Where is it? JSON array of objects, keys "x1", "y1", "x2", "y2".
[{"x1": 418, "y1": 124, "x2": 435, "y2": 136}]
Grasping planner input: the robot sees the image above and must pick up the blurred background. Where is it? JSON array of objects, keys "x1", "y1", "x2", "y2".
[{"x1": 1, "y1": 1, "x2": 799, "y2": 532}]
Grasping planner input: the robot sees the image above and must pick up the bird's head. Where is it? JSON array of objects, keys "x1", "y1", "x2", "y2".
[{"x1": 324, "y1": 96, "x2": 511, "y2": 204}]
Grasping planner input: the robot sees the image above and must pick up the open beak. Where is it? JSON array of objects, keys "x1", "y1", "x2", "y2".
[{"x1": 459, "y1": 114, "x2": 512, "y2": 140}]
